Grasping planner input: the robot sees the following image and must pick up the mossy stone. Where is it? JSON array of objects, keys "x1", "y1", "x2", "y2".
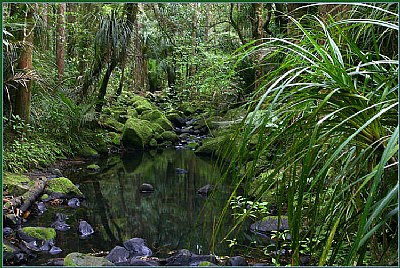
[
  {"x1": 78, "y1": 145, "x2": 99, "y2": 158},
  {"x1": 100, "y1": 117, "x2": 124, "y2": 133},
  {"x1": 161, "y1": 131, "x2": 178, "y2": 142},
  {"x1": 64, "y1": 252, "x2": 115, "y2": 266},
  {"x1": 21, "y1": 227, "x2": 56, "y2": 241},
  {"x1": 87, "y1": 164, "x2": 100, "y2": 171},
  {"x1": 41, "y1": 194, "x2": 49, "y2": 200},
  {"x1": 149, "y1": 138, "x2": 158, "y2": 147},
  {"x1": 155, "y1": 117, "x2": 173, "y2": 131},
  {"x1": 149, "y1": 122, "x2": 165, "y2": 134},
  {"x1": 3, "y1": 173, "x2": 32, "y2": 196},
  {"x1": 108, "y1": 132, "x2": 121, "y2": 146},
  {"x1": 198, "y1": 261, "x2": 215, "y2": 266},
  {"x1": 195, "y1": 136, "x2": 228, "y2": 156},
  {"x1": 121, "y1": 118, "x2": 154, "y2": 149},
  {"x1": 46, "y1": 177, "x2": 83, "y2": 196},
  {"x1": 187, "y1": 142, "x2": 199, "y2": 150}
]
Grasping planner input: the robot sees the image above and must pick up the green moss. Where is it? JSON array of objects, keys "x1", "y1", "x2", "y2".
[
  {"x1": 100, "y1": 116, "x2": 124, "y2": 133},
  {"x1": 161, "y1": 131, "x2": 178, "y2": 142},
  {"x1": 187, "y1": 142, "x2": 199, "y2": 150},
  {"x1": 198, "y1": 261, "x2": 214, "y2": 266},
  {"x1": 3, "y1": 173, "x2": 32, "y2": 196},
  {"x1": 64, "y1": 253, "x2": 115, "y2": 266},
  {"x1": 149, "y1": 138, "x2": 158, "y2": 147},
  {"x1": 108, "y1": 132, "x2": 121, "y2": 146},
  {"x1": 141, "y1": 110, "x2": 163, "y2": 121},
  {"x1": 46, "y1": 177, "x2": 83, "y2": 196},
  {"x1": 149, "y1": 122, "x2": 165, "y2": 134},
  {"x1": 121, "y1": 118, "x2": 154, "y2": 149},
  {"x1": 155, "y1": 117, "x2": 173, "y2": 130},
  {"x1": 87, "y1": 164, "x2": 100, "y2": 170},
  {"x1": 41, "y1": 194, "x2": 49, "y2": 200},
  {"x1": 127, "y1": 108, "x2": 138, "y2": 118},
  {"x1": 3, "y1": 244, "x2": 13, "y2": 253},
  {"x1": 195, "y1": 135, "x2": 229, "y2": 156},
  {"x1": 78, "y1": 145, "x2": 99, "y2": 158},
  {"x1": 21, "y1": 227, "x2": 56, "y2": 241}
]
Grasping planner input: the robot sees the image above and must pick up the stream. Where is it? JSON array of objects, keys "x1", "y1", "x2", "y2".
[{"x1": 26, "y1": 148, "x2": 235, "y2": 265}]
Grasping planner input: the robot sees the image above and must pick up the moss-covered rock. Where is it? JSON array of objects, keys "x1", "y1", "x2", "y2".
[
  {"x1": 64, "y1": 252, "x2": 115, "y2": 266},
  {"x1": 187, "y1": 142, "x2": 199, "y2": 150},
  {"x1": 149, "y1": 138, "x2": 158, "y2": 147},
  {"x1": 141, "y1": 110, "x2": 173, "y2": 131},
  {"x1": 21, "y1": 227, "x2": 56, "y2": 241},
  {"x1": 99, "y1": 116, "x2": 124, "y2": 133},
  {"x1": 108, "y1": 132, "x2": 121, "y2": 146},
  {"x1": 41, "y1": 194, "x2": 49, "y2": 200},
  {"x1": 149, "y1": 122, "x2": 165, "y2": 134},
  {"x1": 87, "y1": 164, "x2": 100, "y2": 171},
  {"x1": 155, "y1": 117, "x2": 173, "y2": 131},
  {"x1": 46, "y1": 177, "x2": 83, "y2": 197},
  {"x1": 195, "y1": 136, "x2": 228, "y2": 156},
  {"x1": 3, "y1": 173, "x2": 32, "y2": 196},
  {"x1": 78, "y1": 145, "x2": 99, "y2": 158},
  {"x1": 161, "y1": 131, "x2": 179, "y2": 142},
  {"x1": 121, "y1": 118, "x2": 154, "y2": 149}
]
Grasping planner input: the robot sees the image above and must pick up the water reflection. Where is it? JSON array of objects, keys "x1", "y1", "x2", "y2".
[{"x1": 77, "y1": 149, "x2": 230, "y2": 257}]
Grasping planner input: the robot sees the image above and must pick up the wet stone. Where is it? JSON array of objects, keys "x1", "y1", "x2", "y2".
[
  {"x1": 226, "y1": 256, "x2": 248, "y2": 266},
  {"x1": 123, "y1": 238, "x2": 152, "y2": 257},
  {"x1": 79, "y1": 220, "x2": 94, "y2": 237},
  {"x1": 106, "y1": 246, "x2": 130, "y2": 265}
]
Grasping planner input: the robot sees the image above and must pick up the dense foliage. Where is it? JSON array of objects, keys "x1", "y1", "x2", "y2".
[{"x1": 2, "y1": 3, "x2": 398, "y2": 266}]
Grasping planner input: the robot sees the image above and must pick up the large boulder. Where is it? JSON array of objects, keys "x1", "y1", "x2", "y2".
[
  {"x1": 141, "y1": 110, "x2": 173, "y2": 131},
  {"x1": 45, "y1": 177, "x2": 83, "y2": 198},
  {"x1": 121, "y1": 118, "x2": 154, "y2": 149},
  {"x1": 64, "y1": 252, "x2": 115, "y2": 266}
]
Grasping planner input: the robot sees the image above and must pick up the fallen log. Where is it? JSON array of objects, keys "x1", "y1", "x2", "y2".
[{"x1": 19, "y1": 177, "x2": 49, "y2": 213}]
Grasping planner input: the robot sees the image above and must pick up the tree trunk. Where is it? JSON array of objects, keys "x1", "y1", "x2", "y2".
[
  {"x1": 251, "y1": 3, "x2": 265, "y2": 89},
  {"x1": 189, "y1": 3, "x2": 198, "y2": 77},
  {"x1": 116, "y1": 61, "x2": 125, "y2": 96},
  {"x1": 96, "y1": 60, "x2": 117, "y2": 113},
  {"x1": 275, "y1": 3, "x2": 288, "y2": 35},
  {"x1": 56, "y1": 3, "x2": 66, "y2": 81},
  {"x1": 133, "y1": 4, "x2": 148, "y2": 93},
  {"x1": 204, "y1": 4, "x2": 211, "y2": 42},
  {"x1": 14, "y1": 5, "x2": 34, "y2": 126}
]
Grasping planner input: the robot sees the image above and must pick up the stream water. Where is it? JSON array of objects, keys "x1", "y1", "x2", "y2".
[{"x1": 27, "y1": 148, "x2": 235, "y2": 265}]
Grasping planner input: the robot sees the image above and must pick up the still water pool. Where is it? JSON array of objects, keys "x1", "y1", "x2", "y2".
[{"x1": 27, "y1": 149, "x2": 234, "y2": 264}]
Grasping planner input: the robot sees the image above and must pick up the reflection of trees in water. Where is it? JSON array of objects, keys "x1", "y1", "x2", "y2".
[{"x1": 83, "y1": 149, "x2": 227, "y2": 254}]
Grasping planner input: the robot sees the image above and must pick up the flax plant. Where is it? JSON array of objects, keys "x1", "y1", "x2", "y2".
[{"x1": 213, "y1": 4, "x2": 398, "y2": 266}]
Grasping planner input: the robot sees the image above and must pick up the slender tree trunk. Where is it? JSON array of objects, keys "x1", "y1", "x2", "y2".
[
  {"x1": 204, "y1": 4, "x2": 210, "y2": 42},
  {"x1": 116, "y1": 61, "x2": 125, "y2": 96},
  {"x1": 251, "y1": 3, "x2": 265, "y2": 89},
  {"x1": 14, "y1": 5, "x2": 34, "y2": 126},
  {"x1": 189, "y1": 3, "x2": 198, "y2": 77},
  {"x1": 56, "y1": 3, "x2": 66, "y2": 81},
  {"x1": 96, "y1": 60, "x2": 117, "y2": 113},
  {"x1": 41, "y1": 3, "x2": 49, "y2": 50},
  {"x1": 275, "y1": 3, "x2": 288, "y2": 35},
  {"x1": 229, "y1": 3, "x2": 246, "y2": 46},
  {"x1": 132, "y1": 4, "x2": 148, "y2": 93}
]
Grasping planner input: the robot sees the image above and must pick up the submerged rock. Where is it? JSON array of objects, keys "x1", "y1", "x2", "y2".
[
  {"x1": 197, "y1": 184, "x2": 214, "y2": 196},
  {"x1": 68, "y1": 198, "x2": 81, "y2": 208},
  {"x1": 79, "y1": 220, "x2": 94, "y2": 237},
  {"x1": 49, "y1": 246, "x2": 62, "y2": 255},
  {"x1": 176, "y1": 168, "x2": 188, "y2": 174},
  {"x1": 139, "y1": 183, "x2": 155, "y2": 193}
]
